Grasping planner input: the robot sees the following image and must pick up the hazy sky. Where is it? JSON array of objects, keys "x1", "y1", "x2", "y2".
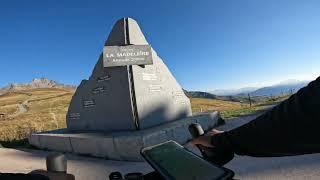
[{"x1": 1, "y1": 0, "x2": 320, "y2": 90}]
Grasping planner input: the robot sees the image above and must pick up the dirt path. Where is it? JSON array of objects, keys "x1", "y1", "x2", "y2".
[
  {"x1": 5, "y1": 92, "x2": 70, "y2": 119},
  {"x1": 7, "y1": 99, "x2": 30, "y2": 118},
  {"x1": 49, "y1": 103, "x2": 59, "y2": 129}
]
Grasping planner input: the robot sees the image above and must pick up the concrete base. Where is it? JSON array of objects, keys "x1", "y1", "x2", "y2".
[{"x1": 28, "y1": 112, "x2": 223, "y2": 161}]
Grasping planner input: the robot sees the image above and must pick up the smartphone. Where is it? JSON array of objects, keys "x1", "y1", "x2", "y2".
[{"x1": 141, "y1": 140, "x2": 234, "y2": 180}]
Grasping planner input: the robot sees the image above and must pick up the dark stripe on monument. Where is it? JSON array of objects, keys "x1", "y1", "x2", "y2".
[{"x1": 125, "y1": 17, "x2": 140, "y2": 130}]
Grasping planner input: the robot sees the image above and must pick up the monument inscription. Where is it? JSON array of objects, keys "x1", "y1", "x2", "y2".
[
  {"x1": 83, "y1": 100, "x2": 95, "y2": 108},
  {"x1": 69, "y1": 112, "x2": 80, "y2": 120},
  {"x1": 97, "y1": 75, "x2": 111, "y2": 82},
  {"x1": 92, "y1": 86, "x2": 106, "y2": 94},
  {"x1": 103, "y1": 45, "x2": 153, "y2": 67}
]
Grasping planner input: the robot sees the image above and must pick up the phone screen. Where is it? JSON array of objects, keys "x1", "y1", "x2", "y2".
[{"x1": 141, "y1": 141, "x2": 230, "y2": 180}]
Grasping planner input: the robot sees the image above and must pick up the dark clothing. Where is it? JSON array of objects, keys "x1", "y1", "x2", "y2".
[
  {"x1": 0, "y1": 173, "x2": 49, "y2": 180},
  {"x1": 212, "y1": 76, "x2": 320, "y2": 158}
]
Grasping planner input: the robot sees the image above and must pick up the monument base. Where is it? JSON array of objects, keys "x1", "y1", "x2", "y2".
[{"x1": 28, "y1": 112, "x2": 223, "y2": 161}]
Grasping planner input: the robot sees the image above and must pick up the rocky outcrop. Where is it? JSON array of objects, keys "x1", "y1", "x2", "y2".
[{"x1": 0, "y1": 78, "x2": 75, "y2": 94}]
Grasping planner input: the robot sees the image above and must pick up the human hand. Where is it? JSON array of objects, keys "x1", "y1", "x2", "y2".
[
  {"x1": 191, "y1": 129, "x2": 224, "y2": 148},
  {"x1": 206, "y1": 129, "x2": 224, "y2": 136},
  {"x1": 191, "y1": 129, "x2": 234, "y2": 165}
]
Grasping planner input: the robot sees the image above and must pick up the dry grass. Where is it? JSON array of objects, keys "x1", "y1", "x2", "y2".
[
  {"x1": 190, "y1": 97, "x2": 253, "y2": 119},
  {"x1": 0, "y1": 93, "x2": 29, "y2": 106},
  {"x1": 0, "y1": 88, "x2": 73, "y2": 142},
  {"x1": 191, "y1": 98, "x2": 247, "y2": 112},
  {"x1": 190, "y1": 97, "x2": 280, "y2": 119},
  {"x1": 0, "y1": 104, "x2": 18, "y2": 115}
]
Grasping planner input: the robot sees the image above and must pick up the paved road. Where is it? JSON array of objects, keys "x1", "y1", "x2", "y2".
[
  {"x1": 215, "y1": 112, "x2": 320, "y2": 180},
  {"x1": 0, "y1": 148, "x2": 152, "y2": 180}
]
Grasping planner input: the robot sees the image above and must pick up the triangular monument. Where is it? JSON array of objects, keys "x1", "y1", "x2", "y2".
[
  {"x1": 67, "y1": 17, "x2": 192, "y2": 131},
  {"x1": 29, "y1": 18, "x2": 221, "y2": 161}
]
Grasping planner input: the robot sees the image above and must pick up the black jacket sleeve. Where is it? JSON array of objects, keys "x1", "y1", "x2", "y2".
[{"x1": 212, "y1": 76, "x2": 320, "y2": 157}]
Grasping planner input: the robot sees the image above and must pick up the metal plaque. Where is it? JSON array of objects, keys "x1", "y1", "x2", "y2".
[
  {"x1": 69, "y1": 113, "x2": 80, "y2": 120},
  {"x1": 97, "y1": 75, "x2": 111, "y2": 82},
  {"x1": 149, "y1": 84, "x2": 162, "y2": 92},
  {"x1": 92, "y1": 86, "x2": 106, "y2": 94},
  {"x1": 83, "y1": 100, "x2": 96, "y2": 108},
  {"x1": 142, "y1": 73, "x2": 157, "y2": 81},
  {"x1": 103, "y1": 45, "x2": 153, "y2": 67}
]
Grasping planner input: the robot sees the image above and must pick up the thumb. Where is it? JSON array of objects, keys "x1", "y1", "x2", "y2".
[{"x1": 206, "y1": 129, "x2": 224, "y2": 136}]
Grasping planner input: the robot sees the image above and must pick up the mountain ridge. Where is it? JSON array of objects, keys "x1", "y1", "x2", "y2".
[
  {"x1": 249, "y1": 80, "x2": 310, "y2": 96},
  {"x1": 0, "y1": 78, "x2": 76, "y2": 95},
  {"x1": 210, "y1": 87, "x2": 259, "y2": 96},
  {"x1": 210, "y1": 79, "x2": 312, "y2": 96}
]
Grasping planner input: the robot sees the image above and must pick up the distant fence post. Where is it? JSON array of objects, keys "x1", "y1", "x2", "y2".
[{"x1": 248, "y1": 93, "x2": 252, "y2": 108}]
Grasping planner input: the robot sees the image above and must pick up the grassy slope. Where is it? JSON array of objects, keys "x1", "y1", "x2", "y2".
[
  {"x1": 191, "y1": 98, "x2": 243, "y2": 112},
  {"x1": 0, "y1": 88, "x2": 73, "y2": 142},
  {"x1": 192, "y1": 94, "x2": 291, "y2": 119},
  {"x1": 0, "y1": 88, "x2": 289, "y2": 145},
  {"x1": 191, "y1": 98, "x2": 262, "y2": 119}
]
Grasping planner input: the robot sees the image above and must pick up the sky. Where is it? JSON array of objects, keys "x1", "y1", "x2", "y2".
[{"x1": 0, "y1": 0, "x2": 320, "y2": 91}]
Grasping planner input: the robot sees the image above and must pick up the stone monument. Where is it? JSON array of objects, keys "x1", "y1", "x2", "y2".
[
  {"x1": 67, "y1": 18, "x2": 192, "y2": 131},
  {"x1": 29, "y1": 17, "x2": 222, "y2": 161}
]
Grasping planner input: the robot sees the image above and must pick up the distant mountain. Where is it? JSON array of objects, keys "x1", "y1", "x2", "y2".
[
  {"x1": 184, "y1": 90, "x2": 217, "y2": 99},
  {"x1": 186, "y1": 79, "x2": 312, "y2": 101},
  {"x1": 210, "y1": 87, "x2": 259, "y2": 96},
  {"x1": 184, "y1": 90, "x2": 267, "y2": 104},
  {"x1": 250, "y1": 80, "x2": 310, "y2": 96},
  {"x1": 0, "y1": 78, "x2": 76, "y2": 94}
]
